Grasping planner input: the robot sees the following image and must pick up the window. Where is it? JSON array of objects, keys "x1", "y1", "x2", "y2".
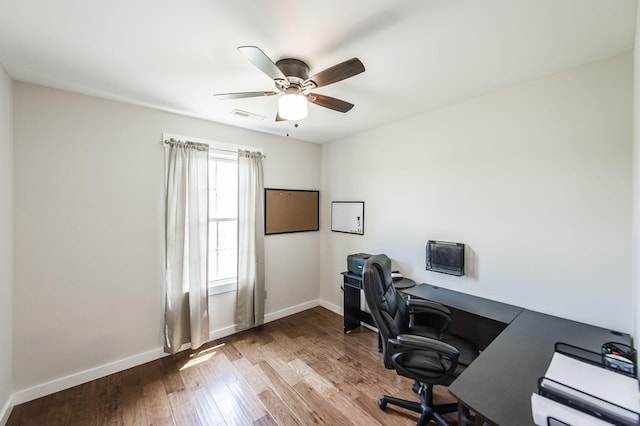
[
  {"x1": 163, "y1": 131, "x2": 262, "y2": 295},
  {"x1": 208, "y1": 151, "x2": 238, "y2": 294}
]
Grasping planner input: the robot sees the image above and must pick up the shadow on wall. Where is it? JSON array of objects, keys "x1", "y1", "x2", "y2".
[{"x1": 465, "y1": 245, "x2": 478, "y2": 279}]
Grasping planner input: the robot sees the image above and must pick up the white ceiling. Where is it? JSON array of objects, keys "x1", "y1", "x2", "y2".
[{"x1": 0, "y1": 0, "x2": 636, "y2": 143}]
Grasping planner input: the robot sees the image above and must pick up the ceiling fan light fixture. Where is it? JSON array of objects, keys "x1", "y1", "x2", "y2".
[{"x1": 278, "y1": 93, "x2": 307, "y2": 120}]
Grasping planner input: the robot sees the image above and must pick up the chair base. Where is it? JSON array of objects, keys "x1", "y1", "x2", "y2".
[{"x1": 377, "y1": 383, "x2": 458, "y2": 426}]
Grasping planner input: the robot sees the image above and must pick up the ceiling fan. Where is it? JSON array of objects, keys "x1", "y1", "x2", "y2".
[{"x1": 214, "y1": 46, "x2": 365, "y2": 121}]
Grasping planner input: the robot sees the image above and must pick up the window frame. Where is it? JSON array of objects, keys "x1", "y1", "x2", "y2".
[
  {"x1": 162, "y1": 132, "x2": 264, "y2": 297},
  {"x1": 207, "y1": 151, "x2": 238, "y2": 295}
]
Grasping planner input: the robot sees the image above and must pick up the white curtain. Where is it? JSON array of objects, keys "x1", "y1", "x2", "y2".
[
  {"x1": 236, "y1": 150, "x2": 265, "y2": 330},
  {"x1": 164, "y1": 139, "x2": 210, "y2": 354}
]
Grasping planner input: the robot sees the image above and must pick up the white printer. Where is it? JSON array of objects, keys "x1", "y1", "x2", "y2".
[{"x1": 532, "y1": 343, "x2": 639, "y2": 425}]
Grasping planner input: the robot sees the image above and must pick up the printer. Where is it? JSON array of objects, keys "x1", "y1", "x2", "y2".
[
  {"x1": 347, "y1": 253, "x2": 371, "y2": 276},
  {"x1": 532, "y1": 343, "x2": 639, "y2": 425}
]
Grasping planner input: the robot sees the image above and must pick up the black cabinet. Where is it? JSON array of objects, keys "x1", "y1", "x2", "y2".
[
  {"x1": 341, "y1": 272, "x2": 374, "y2": 333},
  {"x1": 341, "y1": 271, "x2": 415, "y2": 334}
]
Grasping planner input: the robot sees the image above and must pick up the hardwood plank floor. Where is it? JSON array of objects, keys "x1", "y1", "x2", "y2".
[{"x1": 7, "y1": 307, "x2": 460, "y2": 425}]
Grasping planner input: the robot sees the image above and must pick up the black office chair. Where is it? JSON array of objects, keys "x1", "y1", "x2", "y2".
[{"x1": 363, "y1": 254, "x2": 479, "y2": 426}]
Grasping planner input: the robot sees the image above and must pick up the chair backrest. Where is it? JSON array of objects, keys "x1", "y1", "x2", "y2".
[{"x1": 363, "y1": 254, "x2": 410, "y2": 368}]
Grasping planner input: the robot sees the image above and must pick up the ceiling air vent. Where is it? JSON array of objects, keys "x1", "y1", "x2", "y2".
[{"x1": 231, "y1": 109, "x2": 265, "y2": 121}]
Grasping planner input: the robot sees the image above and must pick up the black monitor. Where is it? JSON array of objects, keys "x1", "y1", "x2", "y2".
[{"x1": 426, "y1": 240, "x2": 465, "y2": 276}]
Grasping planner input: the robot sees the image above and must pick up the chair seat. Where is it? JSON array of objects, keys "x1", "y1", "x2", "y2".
[
  {"x1": 408, "y1": 325, "x2": 479, "y2": 367},
  {"x1": 392, "y1": 350, "x2": 466, "y2": 386},
  {"x1": 407, "y1": 324, "x2": 441, "y2": 339},
  {"x1": 440, "y1": 333, "x2": 478, "y2": 367}
]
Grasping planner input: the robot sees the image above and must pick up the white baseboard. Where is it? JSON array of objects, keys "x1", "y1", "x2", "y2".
[
  {"x1": 208, "y1": 299, "x2": 321, "y2": 340},
  {"x1": 265, "y1": 299, "x2": 320, "y2": 323},
  {"x1": 1, "y1": 393, "x2": 14, "y2": 426},
  {"x1": 319, "y1": 298, "x2": 343, "y2": 316},
  {"x1": 319, "y1": 298, "x2": 376, "y2": 332},
  {"x1": 9, "y1": 298, "x2": 325, "y2": 411},
  {"x1": 12, "y1": 347, "x2": 165, "y2": 406}
]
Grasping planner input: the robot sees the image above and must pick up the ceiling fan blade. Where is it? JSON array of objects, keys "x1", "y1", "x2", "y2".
[
  {"x1": 307, "y1": 93, "x2": 354, "y2": 113},
  {"x1": 213, "y1": 91, "x2": 278, "y2": 100},
  {"x1": 306, "y1": 58, "x2": 365, "y2": 89},
  {"x1": 238, "y1": 46, "x2": 286, "y2": 81}
]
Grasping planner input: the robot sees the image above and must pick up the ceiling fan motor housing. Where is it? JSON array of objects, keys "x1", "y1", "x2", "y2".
[
  {"x1": 275, "y1": 58, "x2": 315, "y2": 92},
  {"x1": 276, "y1": 58, "x2": 309, "y2": 80}
]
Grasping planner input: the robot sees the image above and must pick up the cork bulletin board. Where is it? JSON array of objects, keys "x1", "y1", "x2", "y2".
[{"x1": 264, "y1": 188, "x2": 319, "y2": 235}]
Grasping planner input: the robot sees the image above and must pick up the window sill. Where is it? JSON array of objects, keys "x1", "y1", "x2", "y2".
[{"x1": 209, "y1": 279, "x2": 237, "y2": 296}]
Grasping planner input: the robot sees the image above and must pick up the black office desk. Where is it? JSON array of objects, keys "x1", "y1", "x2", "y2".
[
  {"x1": 404, "y1": 284, "x2": 632, "y2": 425},
  {"x1": 402, "y1": 284, "x2": 523, "y2": 350}
]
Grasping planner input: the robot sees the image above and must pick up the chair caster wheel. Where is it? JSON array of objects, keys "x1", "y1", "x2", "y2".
[
  {"x1": 412, "y1": 382, "x2": 420, "y2": 394},
  {"x1": 378, "y1": 398, "x2": 387, "y2": 410}
]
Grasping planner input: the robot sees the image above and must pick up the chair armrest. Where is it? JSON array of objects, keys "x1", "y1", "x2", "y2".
[
  {"x1": 406, "y1": 299, "x2": 451, "y2": 331},
  {"x1": 406, "y1": 299, "x2": 451, "y2": 316},
  {"x1": 392, "y1": 334, "x2": 459, "y2": 359}
]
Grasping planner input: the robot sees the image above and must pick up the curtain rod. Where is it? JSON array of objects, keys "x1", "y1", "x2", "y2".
[{"x1": 163, "y1": 138, "x2": 266, "y2": 157}]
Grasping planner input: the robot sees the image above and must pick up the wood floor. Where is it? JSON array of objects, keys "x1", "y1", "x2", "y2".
[{"x1": 7, "y1": 306, "x2": 460, "y2": 425}]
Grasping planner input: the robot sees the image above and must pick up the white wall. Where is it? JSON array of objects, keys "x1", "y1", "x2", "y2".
[
  {"x1": 0, "y1": 65, "x2": 14, "y2": 420},
  {"x1": 321, "y1": 54, "x2": 633, "y2": 332},
  {"x1": 12, "y1": 83, "x2": 321, "y2": 392}
]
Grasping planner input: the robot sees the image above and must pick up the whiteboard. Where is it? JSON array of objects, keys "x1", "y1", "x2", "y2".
[{"x1": 331, "y1": 201, "x2": 364, "y2": 235}]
